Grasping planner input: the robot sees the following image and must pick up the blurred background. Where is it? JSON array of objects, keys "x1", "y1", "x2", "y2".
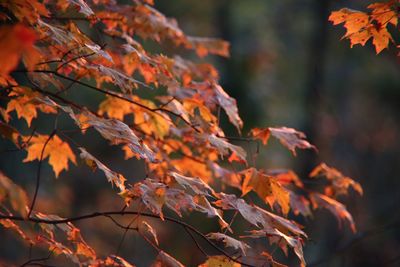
[
  {"x1": 1, "y1": 0, "x2": 400, "y2": 266},
  {"x1": 158, "y1": 0, "x2": 400, "y2": 266}
]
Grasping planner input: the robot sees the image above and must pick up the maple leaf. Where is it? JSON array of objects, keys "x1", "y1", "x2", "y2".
[
  {"x1": 159, "y1": 98, "x2": 190, "y2": 123},
  {"x1": 187, "y1": 37, "x2": 230, "y2": 58},
  {"x1": 81, "y1": 111, "x2": 156, "y2": 162},
  {"x1": 310, "y1": 163, "x2": 363, "y2": 197},
  {"x1": 98, "y1": 95, "x2": 134, "y2": 121},
  {"x1": 368, "y1": 2, "x2": 398, "y2": 26},
  {"x1": 199, "y1": 255, "x2": 240, "y2": 267},
  {"x1": 215, "y1": 193, "x2": 306, "y2": 238},
  {"x1": 130, "y1": 179, "x2": 167, "y2": 219},
  {"x1": 329, "y1": 5, "x2": 396, "y2": 54},
  {"x1": 371, "y1": 27, "x2": 392, "y2": 54},
  {"x1": 209, "y1": 162, "x2": 242, "y2": 190},
  {"x1": 170, "y1": 158, "x2": 213, "y2": 184},
  {"x1": 194, "y1": 195, "x2": 230, "y2": 230},
  {"x1": 206, "y1": 233, "x2": 250, "y2": 255},
  {"x1": 170, "y1": 171, "x2": 214, "y2": 196},
  {"x1": 182, "y1": 98, "x2": 216, "y2": 123},
  {"x1": 250, "y1": 127, "x2": 270, "y2": 145},
  {"x1": 0, "y1": 172, "x2": 28, "y2": 216},
  {"x1": 246, "y1": 228, "x2": 306, "y2": 266},
  {"x1": 105, "y1": 255, "x2": 135, "y2": 267},
  {"x1": 270, "y1": 127, "x2": 316, "y2": 156},
  {"x1": 37, "y1": 235, "x2": 81, "y2": 264},
  {"x1": 0, "y1": 219, "x2": 34, "y2": 244},
  {"x1": 7, "y1": 87, "x2": 57, "y2": 126},
  {"x1": 208, "y1": 134, "x2": 247, "y2": 162},
  {"x1": 289, "y1": 192, "x2": 312, "y2": 217},
  {"x1": 241, "y1": 168, "x2": 290, "y2": 215},
  {"x1": 268, "y1": 169, "x2": 304, "y2": 188},
  {"x1": 214, "y1": 85, "x2": 243, "y2": 132},
  {"x1": 69, "y1": 0, "x2": 95, "y2": 17},
  {"x1": 76, "y1": 242, "x2": 96, "y2": 260},
  {"x1": 79, "y1": 147, "x2": 127, "y2": 192},
  {"x1": 310, "y1": 193, "x2": 356, "y2": 232},
  {"x1": 23, "y1": 134, "x2": 76, "y2": 177},
  {"x1": 140, "y1": 220, "x2": 159, "y2": 246},
  {"x1": 251, "y1": 127, "x2": 316, "y2": 155},
  {"x1": 0, "y1": 24, "x2": 37, "y2": 76}
]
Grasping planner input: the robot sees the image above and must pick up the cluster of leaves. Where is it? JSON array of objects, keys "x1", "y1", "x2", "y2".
[
  {"x1": 329, "y1": 0, "x2": 399, "y2": 54},
  {"x1": 0, "y1": 0, "x2": 362, "y2": 266}
]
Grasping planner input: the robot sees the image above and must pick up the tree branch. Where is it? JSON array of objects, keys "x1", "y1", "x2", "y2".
[
  {"x1": 27, "y1": 130, "x2": 57, "y2": 218},
  {"x1": 16, "y1": 69, "x2": 200, "y2": 132},
  {"x1": 1, "y1": 211, "x2": 255, "y2": 267}
]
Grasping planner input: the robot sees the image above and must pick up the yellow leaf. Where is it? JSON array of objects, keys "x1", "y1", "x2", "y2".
[
  {"x1": 98, "y1": 95, "x2": 134, "y2": 120},
  {"x1": 371, "y1": 27, "x2": 392, "y2": 54},
  {"x1": 23, "y1": 134, "x2": 76, "y2": 177},
  {"x1": 7, "y1": 87, "x2": 57, "y2": 126},
  {"x1": 199, "y1": 255, "x2": 240, "y2": 267},
  {"x1": 368, "y1": 2, "x2": 398, "y2": 27},
  {"x1": 241, "y1": 168, "x2": 290, "y2": 215},
  {"x1": 76, "y1": 242, "x2": 96, "y2": 260}
]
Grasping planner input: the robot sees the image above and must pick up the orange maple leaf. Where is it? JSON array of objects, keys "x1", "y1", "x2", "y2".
[
  {"x1": 0, "y1": 24, "x2": 37, "y2": 76},
  {"x1": 23, "y1": 134, "x2": 77, "y2": 177}
]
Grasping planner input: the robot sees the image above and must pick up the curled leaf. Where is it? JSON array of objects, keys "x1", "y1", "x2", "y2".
[
  {"x1": 79, "y1": 147, "x2": 126, "y2": 192},
  {"x1": 206, "y1": 232, "x2": 250, "y2": 255},
  {"x1": 141, "y1": 220, "x2": 159, "y2": 246}
]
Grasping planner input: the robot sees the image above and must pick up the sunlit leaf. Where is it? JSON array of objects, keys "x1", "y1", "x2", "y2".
[
  {"x1": 0, "y1": 172, "x2": 28, "y2": 216},
  {"x1": 23, "y1": 134, "x2": 76, "y2": 177},
  {"x1": 79, "y1": 147, "x2": 127, "y2": 192},
  {"x1": 199, "y1": 255, "x2": 240, "y2": 267}
]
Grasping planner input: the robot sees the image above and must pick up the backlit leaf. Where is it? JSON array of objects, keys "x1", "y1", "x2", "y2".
[
  {"x1": 23, "y1": 134, "x2": 76, "y2": 177},
  {"x1": 141, "y1": 220, "x2": 159, "y2": 246},
  {"x1": 269, "y1": 127, "x2": 316, "y2": 156},
  {"x1": 310, "y1": 193, "x2": 356, "y2": 232},
  {"x1": 0, "y1": 172, "x2": 28, "y2": 216},
  {"x1": 79, "y1": 147, "x2": 126, "y2": 192},
  {"x1": 206, "y1": 232, "x2": 250, "y2": 255},
  {"x1": 199, "y1": 255, "x2": 240, "y2": 267},
  {"x1": 241, "y1": 168, "x2": 290, "y2": 215}
]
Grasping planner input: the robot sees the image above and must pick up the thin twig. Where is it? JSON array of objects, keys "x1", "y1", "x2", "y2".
[
  {"x1": 20, "y1": 247, "x2": 54, "y2": 267},
  {"x1": 183, "y1": 225, "x2": 208, "y2": 257},
  {"x1": 14, "y1": 69, "x2": 200, "y2": 132},
  {"x1": 27, "y1": 130, "x2": 56, "y2": 218}
]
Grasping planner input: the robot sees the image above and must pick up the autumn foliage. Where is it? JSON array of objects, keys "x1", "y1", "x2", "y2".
[
  {"x1": 329, "y1": 0, "x2": 398, "y2": 54},
  {"x1": 0, "y1": 1, "x2": 365, "y2": 266}
]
